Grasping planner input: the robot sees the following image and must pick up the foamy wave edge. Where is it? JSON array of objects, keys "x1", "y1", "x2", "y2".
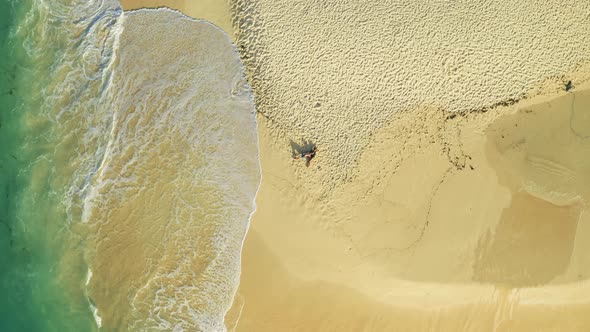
[
  {"x1": 90, "y1": 6, "x2": 263, "y2": 331},
  {"x1": 85, "y1": 269, "x2": 103, "y2": 328}
]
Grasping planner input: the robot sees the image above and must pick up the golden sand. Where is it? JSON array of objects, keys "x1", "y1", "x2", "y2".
[
  {"x1": 116, "y1": 1, "x2": 590, "y2": 330},
  {"x1": 120, "y1": 0, "x2": 234, "y2": 39},
  {"x1": 227, "y1": 0, "x2": 590, "y2": 328},
  {"x1": 231, "y1": 85, "x2": 590, "y2": 331},
  {"x1": 231, "y1": 0, "x2": 590, "y2": 187}
]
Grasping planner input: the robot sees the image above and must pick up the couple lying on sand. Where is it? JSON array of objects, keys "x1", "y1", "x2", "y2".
[{"x1": 294, "y1": 147, "x2": 318, "y2": 167}]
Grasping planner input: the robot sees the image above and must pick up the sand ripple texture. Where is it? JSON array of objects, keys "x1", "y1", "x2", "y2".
[
  {"x1": 232, "y1": 0, "x2": 590, "y2": 185},
  {"x1": 83, "y1": 9, "x2": 260, "y2": 332}
]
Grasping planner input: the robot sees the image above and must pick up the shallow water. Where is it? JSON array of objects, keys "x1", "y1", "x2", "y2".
[
  {"x1": 1, "y1": 1, "x2": 259, "y2": 331},
  {"x1": 84, "y1": 9, "x2": 259, "y2": 331},
  {"x1": 0, "y1": 0, "x2": 115, "y2": 330}
]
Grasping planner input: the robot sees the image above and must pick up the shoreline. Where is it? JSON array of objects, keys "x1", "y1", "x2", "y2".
[
  {"x1": 84, "y1": 6, "x2": 260, "y2": 330},
  {"x1": 120, "y1": 0, "x2": 235, "y2": 39},
  {"x1": 118, "y1": 1, "x2": 590, "y2": 330}
]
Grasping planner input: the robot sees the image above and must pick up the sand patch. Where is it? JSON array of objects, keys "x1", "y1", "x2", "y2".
[
  {"x1": 472, "y1": 90, "x2": 590, "y2": 286},
  {"x1": 114, "y1": 1, "x2": 590, "y2": 329},
  {"x1": 473, "y1": 191, "x2": 583, "y2": 286},
  {"x1": 235, "y1": 230, "x2": 590, "y2": 332},
  {"x1": 232, "y1": 0, "x2": 590, "y2": 187},
  {"x1": 120, "y1": 0, "x2": 234, "y2": 39},
  {"x1": 232, "y1": 86, "x2": 590, "y2": 331}
]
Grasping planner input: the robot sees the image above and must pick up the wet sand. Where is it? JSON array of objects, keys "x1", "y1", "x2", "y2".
[
  {"x1": 228, "y1": 0, "x2": 590, "y2": 328},
  {"x1": 84, "y1": 8, "x2": 258, "y2": 330},
  {"x1": 116, "y1": 1, "x2": 590, "y2": 330},
  {"x1": 120, "y1": 0, "x2": 234, "y2": 39},
  {"x1": 231, "y1": 85, "x2": 590, "y2": 331}
]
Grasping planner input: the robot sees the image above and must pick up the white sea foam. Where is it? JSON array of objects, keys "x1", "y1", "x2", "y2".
[
  {"x1": 79, "y1": 7, "x2": 261, "y2": 332},
  {"x1": 14, "y1": 0, "x2": 124, "y2": 328},
  {"x1": 19, "y1": 1, "x2": 259, "y2": 330},
  {"x1": 19, "y1": 0, "x2": 125, "y2": 226},
  {"x1": 85, "y1": 269, "x2": 103, "y2": 329},
  {"x1": 91, "y1": 304, "x2": 103, "y2": 329},
  {"x1": 86, "y1": 268, "x2": 92, "y2": 286}
]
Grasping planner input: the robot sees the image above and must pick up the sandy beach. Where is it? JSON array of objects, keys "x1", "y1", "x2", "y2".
[
  {"x1": 121, "y1": 0, "x2": 234, "y2": 39},
  {"x1": 119, "y1": 1, "x2": 590, "y2": 330},
  {"x1": 231, "y1": 83, "x2": 590, "y2": 331}
]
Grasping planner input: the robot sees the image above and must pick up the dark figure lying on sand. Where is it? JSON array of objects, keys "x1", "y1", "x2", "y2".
[{"x1": 294, "y1": 147, "x2": 318, "y2": 167}]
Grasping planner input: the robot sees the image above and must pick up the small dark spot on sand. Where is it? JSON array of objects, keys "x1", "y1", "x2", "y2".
[
  {"x1": 447, "y1": 114, "x2": 457, "y2": 120},
  {"x1": 314, "y1": 102, "x2": 321, "y2": 108},
  {"x1": 470, "y1": 165, "x2": 475, "y2": 170},
  {"x1": 565, "y1": 80, "x2": 573, "y2": 92}
]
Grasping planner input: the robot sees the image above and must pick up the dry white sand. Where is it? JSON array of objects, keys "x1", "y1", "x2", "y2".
[{"x1": 232, "y1": 0, "x2": 590, "y2": 187}]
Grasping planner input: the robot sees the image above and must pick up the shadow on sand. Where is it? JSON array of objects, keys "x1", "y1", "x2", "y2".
[{"x1": 290, "y1": 139, "x2": 318, "y2": 167}]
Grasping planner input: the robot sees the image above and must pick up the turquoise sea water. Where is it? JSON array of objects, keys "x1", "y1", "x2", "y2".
[
  {"x1": 0, "y1": 0, "x2": 102, "y2": 330},
  {"x1": 1, "y1": 1, "x2": 259, "y2": 331}
]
